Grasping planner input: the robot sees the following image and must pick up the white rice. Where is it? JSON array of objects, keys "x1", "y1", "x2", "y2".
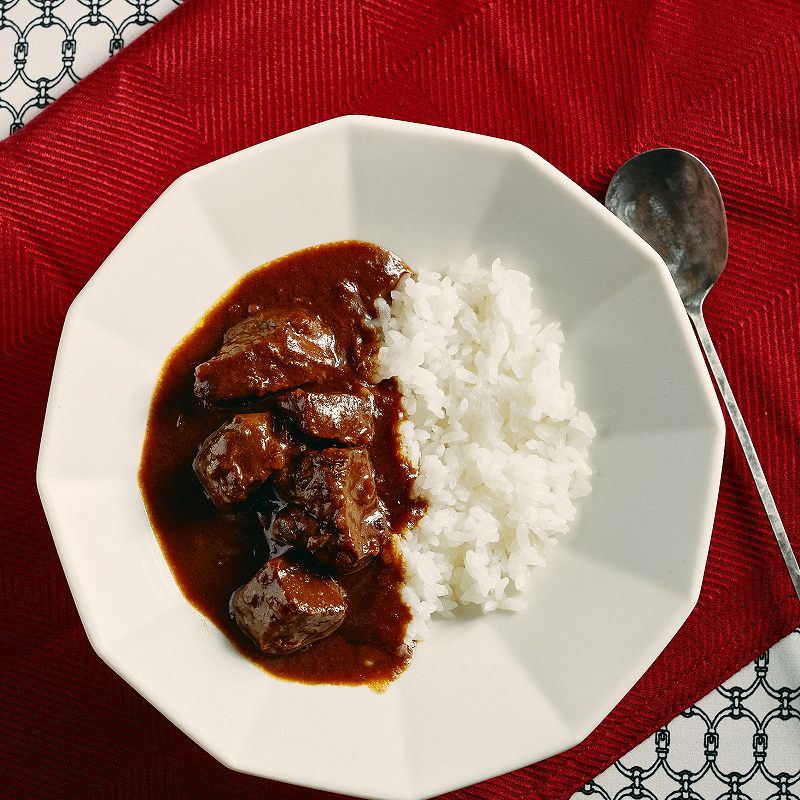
[{"x1": 375, "y1": 255, "x2": 595, "y2": 642}]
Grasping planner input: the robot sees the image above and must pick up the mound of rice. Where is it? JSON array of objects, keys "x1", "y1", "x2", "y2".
[{"x1": 375, "y1": 255, "x2": 595, "y2": 642}]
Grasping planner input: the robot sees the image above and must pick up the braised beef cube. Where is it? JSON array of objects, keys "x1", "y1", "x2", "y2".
[
  {"x1": 276, "y1": 389, "x2": 375, "y2": 445},
  {"x1": 193, "y1": 412, "x2": 287, "y2": 510},
  {"x1": 230, "y1": 553, "x2": 347, "y2": 655},
  {"x1": 271, "y1": 506, "x2": 332, "y2": 552},
  {"x1": 194, "y1": 310, "x2": 341, "y2": 403},
  {"x1": 287, "y1": 448, "x2": 389, "y2": 571}
]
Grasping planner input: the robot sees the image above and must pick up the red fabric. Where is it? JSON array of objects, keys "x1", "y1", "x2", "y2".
[{"x1": 2, "y1": 1, "x2": 799, "y2": 797}]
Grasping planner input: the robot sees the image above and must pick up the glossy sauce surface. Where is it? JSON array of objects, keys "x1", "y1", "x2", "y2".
[{"x1": 138, "y1": 242, "x2": 425, "y2": 686}]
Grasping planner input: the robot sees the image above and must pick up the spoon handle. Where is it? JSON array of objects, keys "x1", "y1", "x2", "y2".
[{"x1": 689, "y1": 308, "x2": 800, "y2": 602}]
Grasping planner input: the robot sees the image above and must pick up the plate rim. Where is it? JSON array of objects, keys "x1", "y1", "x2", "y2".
[{"x1": 36, "y1": 114, "x2": 726, "y2": 800}]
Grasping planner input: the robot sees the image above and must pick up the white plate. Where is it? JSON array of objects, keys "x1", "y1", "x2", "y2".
[{"x1": 37, "y1": 116, "x2": 724, "y2": 800}]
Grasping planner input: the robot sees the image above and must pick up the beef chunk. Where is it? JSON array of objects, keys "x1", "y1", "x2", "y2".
[
  {"x1": 276, "y1": 389, "x2": 375, "y2": 445},
  {"x1": 193, "y1": 412, "x2": 287, "y2": 510},
  {"x1": 271, "y1": 506, "x2": 330, "y2": 551},
  {"x1": 282, "y1": 448, "x2": 389, "y2": 572},
  {"x1": 194, "y1": 310, "x2": 341, "y2": 403},
  {"x1": 230, "y1": 553, "x2": 347, "y2": 655}
]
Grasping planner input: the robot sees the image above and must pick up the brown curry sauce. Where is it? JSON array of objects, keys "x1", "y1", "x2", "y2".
[{"x1": 138, "y1": 241, "x2": 425, "y2": 686}]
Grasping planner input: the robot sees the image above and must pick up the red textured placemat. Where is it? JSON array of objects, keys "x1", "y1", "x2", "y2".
[{"x1": 2, "y1": 1, "x2": 799, "y2": 798}]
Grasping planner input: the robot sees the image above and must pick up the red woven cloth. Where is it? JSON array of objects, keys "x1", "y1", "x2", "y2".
[{"x1": 2, "y1": 1, "x2": 799, "y2": 797}]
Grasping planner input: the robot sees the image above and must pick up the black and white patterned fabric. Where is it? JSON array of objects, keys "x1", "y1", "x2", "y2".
[
  {"x1": 1, "y1": 3, "x2": 798, "y2": 797},
  {"x1": 0, "y1": 0, "x2": 181, "y2": 135},
  {"x1": 578, "y1": 630, "x2": 800, "y2": 800}
]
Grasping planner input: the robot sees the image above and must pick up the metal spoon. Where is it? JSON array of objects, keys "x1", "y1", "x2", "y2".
[{"x1": 606, "y1": 148, "x2": 800, "y2": 602}]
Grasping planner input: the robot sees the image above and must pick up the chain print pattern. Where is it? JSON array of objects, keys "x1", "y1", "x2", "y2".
[
  {"x1": 0, "y1": 0, "x2": 180, "y2": 136},
  {"x1": 576, "y1": 629, "x2": 800, "y2": 800}
]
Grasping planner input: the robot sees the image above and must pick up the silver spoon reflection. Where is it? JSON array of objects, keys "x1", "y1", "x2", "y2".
[{"x1": 606, "y1": 148, "x2": 800, "y2": 603}]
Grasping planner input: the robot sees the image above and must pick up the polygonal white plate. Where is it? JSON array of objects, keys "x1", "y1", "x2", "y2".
[{"x1": 37, "y1": 116, "x2": 724, "y2": 800}]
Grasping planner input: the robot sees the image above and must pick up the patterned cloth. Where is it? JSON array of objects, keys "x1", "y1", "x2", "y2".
[
  {"x1": 581, "y1": 631, "x2": 800, "y2": 800},
  {"x1": 1, "y1": 2, "x2": 799, "y2": 799},
  {"x1": 0, "y1": 0, "x2": 181, "y2": 135}
]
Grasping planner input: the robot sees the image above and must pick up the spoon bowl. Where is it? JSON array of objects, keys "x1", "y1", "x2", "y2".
[
  {"x1": 606, "y1": 148, "x2": 800, "y2": 603},
  {"x1": 606, "y1": 148, "x2": 728, "y2": 310}
]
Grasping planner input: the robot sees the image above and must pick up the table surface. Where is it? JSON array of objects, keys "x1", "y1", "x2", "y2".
[{"x1": 2, "y1": 2, "x2": 799, "y2": 798}]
